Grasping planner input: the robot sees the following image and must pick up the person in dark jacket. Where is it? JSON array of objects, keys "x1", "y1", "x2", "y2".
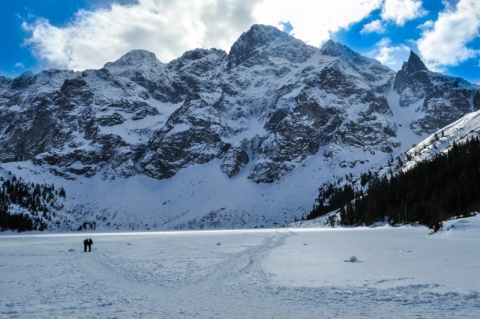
[
  {"x1": 87, "y1": 238, "x2": 93, "y2": 252},
  {"x1": 83, "y1": 238, "x2": 88, "y2": 252}
]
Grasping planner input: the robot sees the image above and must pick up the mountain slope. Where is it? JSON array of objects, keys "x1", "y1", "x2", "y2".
[
  {"x1": 394, "y1": 51, "x2": 480, "y2": 134},
  {"x1": 306, "y1": 107, "x2": 480, "y2": 228},
  {"x1": 0, "y1": 24, "x2": 478, "y2": 230}
]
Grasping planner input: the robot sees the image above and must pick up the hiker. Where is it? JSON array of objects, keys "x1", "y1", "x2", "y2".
[
  {"x1": 83, "y1": 238, "x2": 88, "y2": 252},
  {"x1": 87, "y1": 238, "x2": 93, "y2": 252}
]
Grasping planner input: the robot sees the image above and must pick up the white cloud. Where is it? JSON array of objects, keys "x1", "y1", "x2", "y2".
[
  {"x1": 23, "y1": 0, "x2": 383, "y2": 71},
  {"x1": 14, "y1": 62, "x2": 25, "y2": 69},
  {"x1": 370, "y1": 38, "x2": 411, "y2": 70},
  {"x1": 252, "y1": 0, "x2": 383, "y2": 46},
  {"x1": 417, "y1": 19, "x2": 434, "y2": 31},
  {"x1": 23, "y1": 0, "x2": 260, "y2": 70},
  {"x1": 417, "y1": 0, "x2": 480, "y2": 68},
  {"x1": 441, "y1": 0, "x2": 458, "y2": 11},
  {"x1": 360, "y1": 20, "x2": 386, "y2": 34},
  {"x1": 381, "y1": 0, "x2": 428, "y2": 26}
]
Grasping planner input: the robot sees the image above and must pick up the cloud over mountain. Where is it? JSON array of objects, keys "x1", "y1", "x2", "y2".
[
  {"x1": 17, "y1": 0, "x2": 480, "y2": 83},
  {"x1": 417, "y1": 0, "x2": 480, "y2": 69},
  {"x1": 22, "y1": 0, "x2": 383, "y2": 71}
]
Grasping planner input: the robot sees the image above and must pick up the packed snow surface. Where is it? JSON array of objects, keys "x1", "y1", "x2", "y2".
[{"x1": 1, "y1": 216, "x2": 480, "y2": 318}]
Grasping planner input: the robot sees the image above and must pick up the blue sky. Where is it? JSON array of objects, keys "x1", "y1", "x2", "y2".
[{"x1": 1, "y1": 0, "x2": 480, "y2": 83}]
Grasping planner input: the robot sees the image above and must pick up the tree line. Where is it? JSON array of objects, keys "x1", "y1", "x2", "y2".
[
  {"x1": 308, "y1": 136, "x2": 480, "y2": 230},
  {"x1": 0, "y1": 174, "x2": 66, "y2": 232}
]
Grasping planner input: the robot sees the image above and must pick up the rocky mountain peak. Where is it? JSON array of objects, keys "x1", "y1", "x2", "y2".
[
  {"x1": 17, "y1": 70, "x2": 35, "y2": 79},
  {"x1": 103, "y1": 49, "x2": 164, "y2": 74},
  {"x1": 319, "y1": 39, "x2": 381, "y2": 70},
  {"x1": 180, "y1": 48, "x2": 225, "y2": 61},
  {"x1": 319, "y1": 39, "x2": 345, "y2": 57},
  {"x1": 114, "y1": 49, "x2": 159, "y2": 63},
  {"x1": 401, "y1": 51, "x2": 428, "y2": 74},
  {"x1": 233, "y1": 24, "x2": 289, "y2": 47},
  {"x1": 394, "y1": 50, "x2": 478, "y2": 134},
  {"x1": 167, "y1": 48, "x2": 227, "y2": 71},
  {"x1": 10, "y1": 70, "x2": 36, "y2": 90},
  {"x1": 394, "y1": 51, "x2": 429, "y2": 94},
  {"x1": 227, "y1": 24, "x2": 306, "y2": 68}
]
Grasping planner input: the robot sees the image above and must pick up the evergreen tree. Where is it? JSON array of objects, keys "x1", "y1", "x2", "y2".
[{"x1": 308, "y1": 137, "x2": 480, "y2": 230}]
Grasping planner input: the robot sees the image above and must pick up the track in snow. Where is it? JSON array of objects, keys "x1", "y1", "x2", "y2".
[{"x1": 1, "y1": 227, "x2": 479, "y2": 318}]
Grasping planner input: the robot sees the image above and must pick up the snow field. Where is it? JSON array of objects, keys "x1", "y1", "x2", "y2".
[{"x1": 1, "y1": 216, "x2": 479, "y2": 318}]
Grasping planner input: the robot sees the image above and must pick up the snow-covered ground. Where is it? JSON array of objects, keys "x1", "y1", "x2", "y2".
[{"x1": 1, "y1": 216, "x2": 479, "y2": 318}]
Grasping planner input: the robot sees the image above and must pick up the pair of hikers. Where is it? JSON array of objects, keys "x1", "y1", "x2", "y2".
[{"x1": 83, "y1": 238, "x2": 93, "y2": 252}]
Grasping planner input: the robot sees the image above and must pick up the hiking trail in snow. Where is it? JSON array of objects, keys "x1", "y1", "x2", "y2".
[{"x1": 1, "y1": 219, "x2": 479, "y2": 318}]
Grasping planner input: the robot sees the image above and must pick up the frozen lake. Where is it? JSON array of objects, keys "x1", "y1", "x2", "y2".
[{"x1": 1, "y1": 216, "x2": 479, "y2": 318}]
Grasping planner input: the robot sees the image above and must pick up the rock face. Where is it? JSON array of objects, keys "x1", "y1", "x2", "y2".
[
  {"x1": 0, "y1": 24, "x2": 478, "y2": 185},
  {"x1": 394, "y1": 51, "x2": 479, "y2": 134}
]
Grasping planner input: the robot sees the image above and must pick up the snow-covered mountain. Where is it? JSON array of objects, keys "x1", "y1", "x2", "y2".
[
  {"x1": 0, "y1": 24, "x2": 479, "y2": 230},
  {"x1": 401, "y1": 108, "x2": 480, "y2": 172}
]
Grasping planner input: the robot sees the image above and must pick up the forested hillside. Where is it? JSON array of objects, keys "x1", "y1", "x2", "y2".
[
  {"x1": 0, "y1": 175, "x2": 66, "y2": 232},
  {"x1": 308, "y1": 137, "x2": 480, "y2": 229}
]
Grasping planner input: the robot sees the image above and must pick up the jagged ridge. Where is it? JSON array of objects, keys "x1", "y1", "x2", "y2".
[{"x1": 0, "y1": 24, "x2": 479, "y2": 230}]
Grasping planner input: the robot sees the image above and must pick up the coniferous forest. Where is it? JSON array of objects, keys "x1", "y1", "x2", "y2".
[
  {"x1": 308, "y1": 137, "x2": 480, "y2": 230},
  {"x1": 0, "y1": 174, "x2": 66, "y2": 232}
]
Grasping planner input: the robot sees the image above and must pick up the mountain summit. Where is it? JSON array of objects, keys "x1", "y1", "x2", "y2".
[
  {"x1": 0, "y1": 24, "x2": 479, "y2": 230},
  {"x1": 402, "y1": 51, "x2": 428, "y2": 74},
  {"x1": 228, "y1": 24, "x2": 314, "y2": 68},
  {"x1": 394, "y1": 51, "x2": 479, "y2": 133}
]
